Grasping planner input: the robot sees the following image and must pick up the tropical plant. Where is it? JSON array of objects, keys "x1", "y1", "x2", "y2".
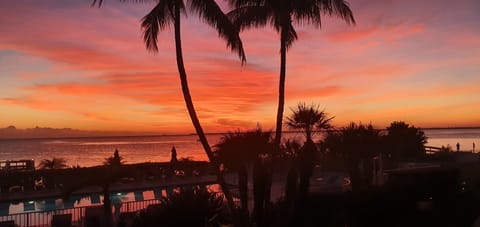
[
  {"x1": 62, "y1": 169, "x2": 118, "y2": 227},
  {"x1": 281, "y1": 139, "x2": 301, "y2": 206},
  {"x1": 95, "y1": 0, "x2": 245, "y2": 161},
  {"x1": 324, "y1": 122, "x2": 382, "y2": 191},
  {"x1": 93, "y1": 0, "x2": 246, "y2": 210},
  {"x1": 38, "y1": 157, "x2": 68, "y2": 170},
  {"x1": 286, "y1": 103, "x2": 334, "y2": 142},
  {"x1": 385, "y1": 121, "x2": 427, "y2": 161},
  {"x1": 131, "y1": 186, "x2": 227, "y2": 227},
  {"x1": 103, "y1": 149, "x2": 124, "y2": 166},
  {"x1": 227, "y1": 0, "x2": 355, "y2": 147},
  {"x1": 139, "y1": 0, "x2": 245, "y2": 162},
  {"x1": 285, "y1": 104, "x2": 333, "y2": 209},
  {"x1": 63, "y1": 153, "x2": 126, "y2": 227},
  {"x1": 214, "y1": 128, "x2": 272, "y2": 220}
]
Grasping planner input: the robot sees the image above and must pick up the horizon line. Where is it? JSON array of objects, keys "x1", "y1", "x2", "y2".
[{"x1": 1, "y1": 126, "x2": 479, "y2": 140}]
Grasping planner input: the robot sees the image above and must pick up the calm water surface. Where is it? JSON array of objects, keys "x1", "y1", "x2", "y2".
[
  {"x1": 0, "y1": 129, "x2": 479, "y2": 215},
  {"x1": 0, "y1": 129, "x2": 479, "y2": 167}
]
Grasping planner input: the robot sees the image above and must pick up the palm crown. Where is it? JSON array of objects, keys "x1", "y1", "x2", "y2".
[
  {"x1": 227, "y1": 0, "x2": 355, "y2": 48},
  {"x1": 141, "y1": 0, "x2": 246, "y2": 62},
  {"x1": 286, "y1": 103, "x2": 334, "y2": 141},
  {"x1": 227, "y1": 0, "x2": 354, "y2": 147}
]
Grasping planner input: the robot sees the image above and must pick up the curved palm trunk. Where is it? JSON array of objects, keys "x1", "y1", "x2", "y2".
[
  {"x1": 173, "y1": 3, "x2": 235, "y2": 212},
  {"x1": 274, "y1": 29, "x2": 287, "y2": 147},
  {"x1": 174, "y1": 4, "x2": 212, "y2": 162}
]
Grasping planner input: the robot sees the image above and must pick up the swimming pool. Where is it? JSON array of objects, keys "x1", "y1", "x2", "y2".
[{"x1": 1, "y1": 184, "x2": 220, "y2": 216}]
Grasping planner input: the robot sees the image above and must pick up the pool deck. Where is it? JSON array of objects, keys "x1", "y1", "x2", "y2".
[{"x1": 0, "y1": 174, "x2": 220, "y2": 203}]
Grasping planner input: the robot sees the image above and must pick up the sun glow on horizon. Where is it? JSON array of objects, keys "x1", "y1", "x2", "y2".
[{"x1": 1, "y1": 0, "x2": 479, "y2": 134}]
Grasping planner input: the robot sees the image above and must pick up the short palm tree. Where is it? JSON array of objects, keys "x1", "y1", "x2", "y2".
[
  {"x1": 385, "y1": 121, "x2": 427, "y2": 161},
  {"x1": 286, "y1": 102, "x2": 334, "y2": 142},
  {"x1": 285, "y1": 103, "x2": 333, "y2": 214},
  {"x1": 227, "y1": 0, "x2": 355, "y2": 147},
  {"x1": 336, "y1": 122, "x2": 382, "y2": 191},
  {"x1": 281, "y1": 139, "x2": 301, "y2": 205},
  {"x1": 131, "y1": 187, "x2": 226, "y2": 227},
  {"x1": 103, "y1": 149, "x2": 124, "y2": 166},
  {"x1": 38, "y1": 157, "x2": 67, "y2": 170},
  {"x1": 62, "y1": 155, "x2": 124, "y2": 227},
  {"x1": 214, "y1": 128, "x2": 272, "y2": 217}
]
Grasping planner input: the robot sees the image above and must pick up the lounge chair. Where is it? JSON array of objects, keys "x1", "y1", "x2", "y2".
[{"x1": 52, "y1": 213, "x2": 72, "y2": 227}]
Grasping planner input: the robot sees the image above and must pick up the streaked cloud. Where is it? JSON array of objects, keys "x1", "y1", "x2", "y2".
[{"x1": 1, "y1": 0, "x2": 479, "y2": 133}]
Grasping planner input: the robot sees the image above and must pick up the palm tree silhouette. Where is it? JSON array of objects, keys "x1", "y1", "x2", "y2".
[
  {"x1": 140, "y1": 0, "x2": 246, "y2": 163},
  {"x1": 93, "y1": 0, "x2": 246, "y2": 211},
  {"x1": 93, "y1": 0, "x2": 245, "y2": 165},
  {"x1": 227, "y1": 0, "x2": 355, "y2": 147},
  {"x1": 214, "y1": 128, "x2": 272, "y2": 218},
  {"x1": 285, "y1": 103, "x2": 333, "y2": 222},
  {"x1": 385, "y1": 121, "x2": 427, "y2": 161},
  {"x1": 38, "y1": 157, "x2": 68, "y2": 170},
  {"x1": 130, "y1": 186, "x2": 226, "y2": 227},
  {"x1": 286, "y1": 102, "x2": 334, "y2": 142},
  {"x1": 329, "y1": 122, "x2": 382, "y2": 191}
]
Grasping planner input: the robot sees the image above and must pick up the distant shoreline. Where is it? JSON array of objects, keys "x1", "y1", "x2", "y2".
[{"x1": 1, "y1": 127, "x2": 479, "y2": 141}]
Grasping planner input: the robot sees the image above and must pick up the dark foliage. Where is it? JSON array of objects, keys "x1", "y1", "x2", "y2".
[
  {"x1": 227, "y1": 0, "x2": 355, "y2": 147},
  {"x1": 214, "y1": 128, "x2": 273, "y2": 217},
  {"x1": 131, "y1": 187, "x2": 227, "y2": 227},
  {"x1": 323, "y1": 123, "x2": 383, "y2": 191},
  {"x1": 38, "y1": 157, "x2": 67, "y2": 170},
  {"x1": 385, "y1": 121, "x2": 428, "y2": 161},
  {"x1": 285, "y1": 102, "x2": 334, "y2": 142}
]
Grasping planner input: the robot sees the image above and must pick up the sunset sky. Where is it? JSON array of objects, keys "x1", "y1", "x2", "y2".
[{"x1": 1, "y1": 0, "x2": 479, "y2": 134}]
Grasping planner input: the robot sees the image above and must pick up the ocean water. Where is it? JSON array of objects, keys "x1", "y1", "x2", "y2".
[
  {"x1": 0, "y1": 135, "x2": 220, "y2": 168},
  {"x1": 1, "y1": 129, "x2": 479, "y2": 216},
  {"x1": 0, "y1": 129, "x2": 479, "y2": 168}
]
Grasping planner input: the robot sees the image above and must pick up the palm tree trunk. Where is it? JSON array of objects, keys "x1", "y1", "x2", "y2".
[
  {"x1": 173, "y1": 3, "x2": 235, "y2": 212},
  {"x1": 103, "y1": 183, "x2": 112, "y2": 227},
  {"x1": 238, "y1": 165, "x2": 249, "y2": 214},
  {"x1": 174, "y1": 2, "x2": 212, "y2": 161},
  {"x1": 274, "y1": 28, "x2": 287, "y2": 147},
  {"x1": 285, "y1": 163, "x2": 298, "y2": 206}
]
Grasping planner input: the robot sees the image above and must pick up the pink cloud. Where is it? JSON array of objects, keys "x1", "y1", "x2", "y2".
[{"x1": 1, "y1": 0, "x2": 479, "y2": 132}]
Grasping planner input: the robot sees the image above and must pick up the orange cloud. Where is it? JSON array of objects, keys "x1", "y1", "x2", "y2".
[{"x1": 1, "y1": 0, "x2": 480, "y2": 133}]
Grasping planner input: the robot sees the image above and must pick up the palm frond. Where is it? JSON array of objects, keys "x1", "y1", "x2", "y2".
[
  {"x1": 285, "y1": 103, "x2": 333, "y2": 140},
  {"x1": 291, "y1": 0, "x2": 322, "y2": 27},
  {"x1": 38, "y1": 157, "x2": 68, "y2": 170},
  {"x1": 141, "y1": 0, "x2": 174, "y2": 52},
  {"x1": 214, "y1": 128, "x2": 272, "y2": 168},
  {"x1": 227, "y1": 6, "x2": 274, "y2": 31},
  {"x1": 91, "y1": 0, "x2": 103, "y2": 7},
  {"x1": 188, "y1": 0, "x2": 246, "y2": 63},
  {"x1": 283, "y1": 23, "x2": 298, "y2": 49},
  {"x1": 318, "y1": 0, "x2": 355, "y2": 25},
  {"x1": 92, "y1": 0, "x2": 156, "y2": 7},
  {"x1": 227, "y1": 0, "x2": 265, "y2": 8}
]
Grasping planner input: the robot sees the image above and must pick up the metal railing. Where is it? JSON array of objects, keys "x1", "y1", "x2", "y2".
[
  {"x1": 0, "y1": 181, "x2": 243, "y2": 227},
  {"x1": 0, "y1": 199, "x2": 162, "y2": 227}
]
